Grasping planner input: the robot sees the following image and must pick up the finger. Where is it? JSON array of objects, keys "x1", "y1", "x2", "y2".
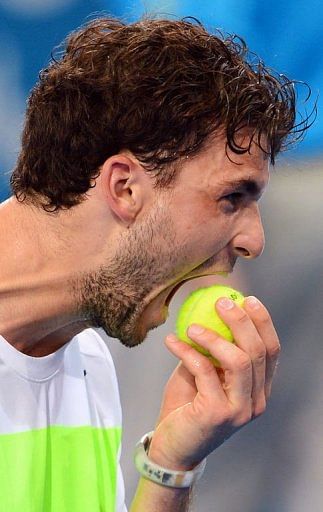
[
  {"x1": 215, "y1": 297, "x2": 266, "y2": 417},
  {"x1": 165, "y1": 334, "x2": 227, "y2": 404},
  {"x1": 164, "y1": 361, "x2": 198, "y2": 404},
  {"x1": 243, "y1": 296, "x2": 281, "y2": 399},
  {"x1": 185, "y1": 325, "x2": 253, "y2": 417},
  {"x1": 156, "y1": 362, "x2": 197, "y2": 424}
]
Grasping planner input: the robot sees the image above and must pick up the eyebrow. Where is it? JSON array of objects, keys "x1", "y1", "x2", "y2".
[{"x1": 220, "y1": 178, "x2": 266, "y2": 198}]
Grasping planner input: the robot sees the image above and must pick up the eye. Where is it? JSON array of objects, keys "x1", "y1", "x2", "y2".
[
  {"x1": 225, "y1": 192, "x2": 244, "y2": 203},
  {"x1": 222, "y1": 192, "x2": 245, "y2": 212}
]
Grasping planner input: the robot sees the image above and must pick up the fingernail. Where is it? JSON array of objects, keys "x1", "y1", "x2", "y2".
[
  {"x1": 217, "y1": 297, "x2": 235, "y2": 310},
  {"x1": 166, "y1": 334, "x2": 178, "y2": 343},
  {"x1": 188, "y1": 324, "x2": 205, "y2": 336},
  {"x1": 245, "y1": 296, "x2": 261, "y2": 310}
]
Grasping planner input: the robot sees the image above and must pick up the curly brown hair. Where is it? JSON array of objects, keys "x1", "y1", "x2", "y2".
[{"x1": 10, "y1": 16, "x2": 311, "y2": 212}]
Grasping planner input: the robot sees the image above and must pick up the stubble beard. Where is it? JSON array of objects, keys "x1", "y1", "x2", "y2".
[{"x1": 71, "y1": 202, "x2": 183, "y2": 347}]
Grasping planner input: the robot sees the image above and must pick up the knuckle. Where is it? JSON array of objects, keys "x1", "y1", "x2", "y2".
[
  {"x1": 202, "y1": 330, "x2": 220, "y2": 345},
  {"x1": 235, "y1": 309, "x2": 250, "y2": 325},
  {"x1": 252, "y1": 348, "x2": 266, "y2": 367},
  {"x1": 235, "y1": 353, "x2": 252, "y2": 372},
  {"x1": 268, "y1": 341, "x2": 281, "y2": 360},
  {"x1": 256, "y1": 310, "x2": 271, "y2": 324},
  {"x1": 208, "y1": 408, "x2": 232, "y2": 426},
  {"x1": 209, "y1": 405, "x2": 235, "y2": 426},
  {"x1": 253, "y1": 397, "x2": 267, "y2": 418},
  {"x1": 252, "y1": 303, "x2": 271, "y2": 321},
  {"x1": 234, "y1": 409, "x2": 252, "y2": 427},
  {"x1": 196, "y1": 356, "x2": 215, "y2": 375}
]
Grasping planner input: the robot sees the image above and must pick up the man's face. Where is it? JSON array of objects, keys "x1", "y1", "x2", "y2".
[{"x1": 75, "y1": 134, "x2": 269, "y2": 347}]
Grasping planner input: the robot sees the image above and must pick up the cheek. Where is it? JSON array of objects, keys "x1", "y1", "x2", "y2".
[
  {"x1": 178, "y1": 217, "x2": 229, "y2": 262},
  {"x1": 168, "y1": 195, "x2": 233, "y2": 260}
]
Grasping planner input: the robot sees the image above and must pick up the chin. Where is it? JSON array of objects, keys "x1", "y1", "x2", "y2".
[
  {"x1": 113, "y1": 319, "x2": 149, "y2": 348},
  {"x1": 121, "y1": 310, "x2": 167, "y2": 348},
  {"x1": 97, "y1": 293, "x2": 169, "y2": 348}
]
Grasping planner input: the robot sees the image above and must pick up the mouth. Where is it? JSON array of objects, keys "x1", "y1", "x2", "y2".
[
  {"x1": 164, "y1": 270, "x2": 231, "y2": 308},
  {"x1": 164, "y1": 281, "x2": 186, "y2": 307}
]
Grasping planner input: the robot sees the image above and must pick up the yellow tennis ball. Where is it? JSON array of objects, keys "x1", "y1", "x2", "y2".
[{"x1": 176, "y1": 285, "x2": 245, "y2": 364}]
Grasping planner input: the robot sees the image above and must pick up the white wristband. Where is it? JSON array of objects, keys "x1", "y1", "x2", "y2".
[{"x1": 134, "y1": 431, "x2": 207, "y2": 488}]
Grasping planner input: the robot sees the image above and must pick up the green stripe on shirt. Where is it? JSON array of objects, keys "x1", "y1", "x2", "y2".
[{"x1": 0, "y1": 425, "x2": 122, "y2": 512}]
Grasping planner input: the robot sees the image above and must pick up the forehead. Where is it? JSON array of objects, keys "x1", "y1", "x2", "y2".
[{"x1": 180, "y1": 133, "x2": 270, "y2": 193}]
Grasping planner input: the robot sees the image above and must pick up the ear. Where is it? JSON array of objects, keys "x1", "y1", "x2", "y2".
[{"x1": 100, "y1": 154, "x2": 149, "y2": 226}]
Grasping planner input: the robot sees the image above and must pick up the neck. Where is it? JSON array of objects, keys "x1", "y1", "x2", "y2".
[{"x1": 0, "y1": 197, "x2": 90, "y2": 356}]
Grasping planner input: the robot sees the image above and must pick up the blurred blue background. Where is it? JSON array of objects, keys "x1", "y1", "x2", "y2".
[
  {"x1": 0, "y1": 2, "x2": 322, "y2": 511},
  {"x1": 0, "y1": 0, "x2": 322, "y2": 201}
]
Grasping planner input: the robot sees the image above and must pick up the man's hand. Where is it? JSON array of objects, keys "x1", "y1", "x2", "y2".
[{"x1": 148, "y1": 295, "x2": 281, "y2": 470}]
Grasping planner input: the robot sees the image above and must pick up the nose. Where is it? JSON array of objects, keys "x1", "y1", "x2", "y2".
[{"x1": 231, "y1": 205, "x2": 265, "y2": 260}]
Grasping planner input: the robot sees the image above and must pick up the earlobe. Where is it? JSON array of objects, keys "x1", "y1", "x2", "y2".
[{"x1": 101, "y1": 155, "x2": 145, "y2": 226}]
